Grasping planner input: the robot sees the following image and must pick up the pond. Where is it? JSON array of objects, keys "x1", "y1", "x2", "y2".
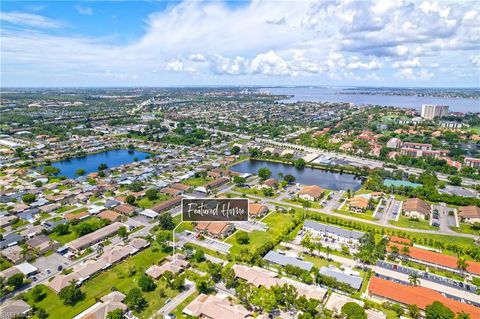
[
  {"x1": 230, "y1": 159, "x2": 363, "y2": 191},
  {"x1": 50, "y1": 149, "x2": 151, "y2": 179}
]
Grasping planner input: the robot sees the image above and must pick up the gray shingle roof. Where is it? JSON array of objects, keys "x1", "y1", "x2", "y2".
[
  {"x1": 319, "y1": 266, "x2": 363, "y2": 290},
  {"x1": 304, "y1": 220, "x2": 364, "y2": 240},
  {"x1": 263, "y1": 251, "x2": 313, "y2": 271}
]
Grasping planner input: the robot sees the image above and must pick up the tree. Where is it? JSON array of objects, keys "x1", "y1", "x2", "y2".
[
  {"x1": 7, "y1": 273, "x2": 24, "y2": 289},
  {"x1": 22, "y1": 193, "x2": 36, "y2": 204},
  {"x1": 156, "y1": 230, "x2": 172, "y2": 252},
  {"x1": 236, "y1": 232, "x2": 250, "y2": 245},
  {"x1": 126, "y1": 195, "x2": 136, "y2": 205},
  {"x1": 43, "y1": 165, "x2": 60, "y2": 176},
  {"x1": 128, "y1": 182, "x2": 143, "y2": 192},
  {"x1": 59, "y1": 282, "x2": 84, "y2": 306},
  {"x1": 196, "y1": 276, "x2": 214, "y2": 294},
  {"x1": 258, "y1": 167, "x2": 271, "y2": 181},
  {"x1": 250, "y1": 286, "x2": 277, "y2": 313},
  {"x1": 118, "y1": 226, "x2": 127, "y2": 239},
  {"x1": 341, "y1": 302, "x2": 367, "y2": 319},
  {"x1": 425, "y1": 301, "x2": 455, "y2": 319},
  {"x1": 162, "y1": 271, "x2": 174, "y2": 287},
  {"x1": 36, "y1": 308, "x2": 48, "y2": 319},
  {"x1": 172, "y1": 275, "x2": 185, "y2": 291},
  {"x1": 138, "y1": 274, "x2": 156, "y2": 292},
  {"x1": 34, "y1": 180, "x2": 43, "y2": 188},
  {"x1": 98, "y1": 163, "x2": 108, "y2": 171},
  {"x1": 262, "y1": 187, "x2": 274, "y2": 197},
  {"x1": 231, "y1": 145, "x2": 240, "y2": 155},
  {"x1": 159, "y1": 213, "x2": 175, "y2": 230},
  {"x1": 125, "y1": 288, "x2": 147, "y2": 312},
  {"x1": 456, "y1": 312, "x2": 470, "y2": 319},
  {"x1": 206, "y1": 261, "x2": 223, "y2": 282},
  {"x1": 76, "y1": 169, "x2": 85, "y2": 176},
  {"x1": 408, "y1": 304, "x2": 420, "y2": 319},
  {"x1": 401, "y1": 245, "x2": 410, "y2": 257},
  {"x1": 107, "y1": 309, "x2": 124, "y2": 319},
  {"x1": 193, "y1": 249, "x2": 205, "y2": 262},
  {"x1": 294, "y1": 158, "x2": 306, "y2": 168},
  {"x1": 284, "y1": 174, "x2": 296, "y2": 184},
  {"x1": 54, "y1": 223, "x2": 70, "y2": 236},
  {"x1": 222, "y1": 268, "x2": 237, "y2": 289},
  {"x1": 233, "y1": 176, "x2": 246, "y2": 186},
  {"x1": 448, "y1": 176, "x2": 462, "y2": 186},
  {"x1": 145, "y1": 189, "x2": 158, "y2": 201},
  {"x1": 31, "y1": 285, "x2": 46, "y2": 302},
  {"x1": 409, "y1": 272, "x2": 420, "y2": 286},
  {"x1": 457, "y1": 257, "x2": 468, "y2": 276}
]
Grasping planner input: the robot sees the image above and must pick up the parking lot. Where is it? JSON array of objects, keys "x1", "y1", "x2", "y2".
[
  {"x1": 322, "y1": 191, "x2": 344, "y2": 212},
  {"x1": 232, "y1": 220, "x2": 268, "y2": 232},
  {"x1": 378, "y1": 198, "x2": 401, "y2": 225},
  {"x1": 32, "y1": 253, "x2": 70, "y2": 281},
  {"x1": 439, "y1": 185, "x2": 478, "y2": 198},
  {"x1": 176, "y1": 230, "x2": 232, "y2": 254},
  {"x1": 432, "y1": 204, "x2": 458, "y2": 231}
]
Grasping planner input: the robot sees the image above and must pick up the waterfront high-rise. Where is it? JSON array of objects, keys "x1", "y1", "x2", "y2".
[{"x1": 421, "y1": 104, "x2": 449, "y2": 120}]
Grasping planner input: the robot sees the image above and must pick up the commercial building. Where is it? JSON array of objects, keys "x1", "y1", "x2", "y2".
[
  {"x1": 401, "y1": 198, "x2": 431, "y2": 220},
  {"x1": 464, "y1": 157, "x2": 480, "y2": 168},
  {"x1": 421, "y1": 104, "x2": 449, "y2": 120},
  {"x1": 303, "y1": 220, "x2": 365, "y2": 246},
  {"x1": 458, "y1": 206, "x2": 480, "y2": 224}
]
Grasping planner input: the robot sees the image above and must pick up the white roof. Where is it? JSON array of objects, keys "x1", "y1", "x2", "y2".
[
  {"x1": 140, "y1": 209, "x2": 159, "y2": 218},
  {"x1": 16, "y1": 262, "x2": 38, "y2": 275}
]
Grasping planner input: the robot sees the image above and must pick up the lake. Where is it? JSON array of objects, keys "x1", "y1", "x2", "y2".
[
  {"x1": 230, "y1": 159, "x2": 363, "y2": 191},
  {"x1": 264, "y1": 87, "x2": 480, "y2": 113},
  {"x1": 50, "y1": 149, "x2": 151, "y2": 179}
]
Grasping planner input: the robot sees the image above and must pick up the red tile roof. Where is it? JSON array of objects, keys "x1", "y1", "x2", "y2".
[
  {"x1": 369, "y1": 277, "x2": 480, "y2": 318},
  {"x1": 388, "y1": 242, "x2": 480, "y2": 276}
]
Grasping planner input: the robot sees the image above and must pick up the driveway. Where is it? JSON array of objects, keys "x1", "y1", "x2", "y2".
[
  {"x1": 155, "y1": 280, "x2": 195, "y2": 316},
  {"x1": 176, "y1": 231, "x2": 232, "y2": 254},
  {"x1": 432, "y1": 204, "x2": 455, "y2": 233}
]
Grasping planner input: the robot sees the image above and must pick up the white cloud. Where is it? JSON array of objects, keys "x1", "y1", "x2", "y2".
[
  {"x1": 0, "y1": 12, "x2": 62, "y2": 28},
  {"x1": 75, "y1": 5, "x2": 93, "y2": 16},
  {"x1": 1, "y1": 0, "x2": 479, "y2": 86}
]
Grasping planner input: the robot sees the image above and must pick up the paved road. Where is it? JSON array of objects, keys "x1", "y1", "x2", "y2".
[
  {"x1": 154, "y1": 280, "x2": 196, "y2": 317},
  {"x1": 432, "y1": 204, "x2": 455, "y2": 234}
]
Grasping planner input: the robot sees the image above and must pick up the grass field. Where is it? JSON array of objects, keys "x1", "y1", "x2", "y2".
[
  {"x1": 24, "y1": 245, "x2": 171, "y2": 319},
  {"x1": 389, "y1": 216, "x2": 438, "y2": 230},
  {"x1": 136, "y1": 194, "x2": 170, "y2": 209},
  {"x1": 233, "y1": 186, "x2": 275, "y2": 197},
  {"x1": 334, "y1": 208, "x2": 377, "y2": 221},
  {"x1": 183, "y1": 176, "x2": 213, "y2": 187},
  {"x1": 226, "y1": 212, "x2": 294, "y2": 256},
  {"x1": 450, "y1": 223, "x2": 480, "y2": 235},
  {"x1": 48, "y1": 217, "x2": 109, "y2": 245}
]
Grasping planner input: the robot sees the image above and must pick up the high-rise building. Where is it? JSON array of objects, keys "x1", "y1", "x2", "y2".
[{"x1": 421, "y1": 104, "x2": 449, "y2": 120}]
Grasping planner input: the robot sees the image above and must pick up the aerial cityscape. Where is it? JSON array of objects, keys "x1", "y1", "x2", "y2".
[{"x1": 1, "y1": 1, "x2": 480, "y2": 319}]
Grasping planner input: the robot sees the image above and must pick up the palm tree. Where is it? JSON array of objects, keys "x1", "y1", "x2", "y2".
[
  {"x1": 401, "y1": 245, "x2": 410, "y2": 259},
  {"x1": 457, "y1": 257, "x2": 468, "y2": 277},
  {"x1": 409, "y1": 272, "x2": 420, "y2": 286},
  {"x1": 325, "y1": 246, "x2": 332, "y2": 259},
  {"x1": 302, "y1": 200, "x2": 311, "y2": 218}
]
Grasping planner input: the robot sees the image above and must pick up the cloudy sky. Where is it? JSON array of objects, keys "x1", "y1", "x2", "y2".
[{"x1": 1, "y1": 0, "x2": 479, "y2": 87}]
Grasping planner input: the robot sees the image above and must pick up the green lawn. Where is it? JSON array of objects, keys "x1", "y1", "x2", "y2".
[
  {"x1": 450, "y1": 223, "x2": 480, "y2": 235},
  {"x1": 24, "y1": 245, "x2": 170, "y2": 319},
  {"x1": 334, "y1": 208, "x2": 377, "y2": 221},
  {"x1": 0, "y1": 257, "x2": 13, "y2": 271},
  {"x1": 183, "y1": 176, "x2": 213, "y2": 187},
  {"x1": 302, "y1": 254, "x2": 341, "y2": 268},
  {"x1": 136, "y1": 194, "x2": 170, "y2": 209},
  {"x1": 233, "y1": 186, "x2": 275, "y2": 198},
  {"x1": 282, "y1": 198, "x2": 324, "y2": 210},
  {"x1": 170, "y1": 291, "x2": 199, "y2": 319},
  {"x1": 389, "y1": 216, "x2": 437, "y2": 230},
  {"x1": 48, "y1": 217, "x2": 109, "y2": 245},
  {"x1": 56, "y1": 205, "x2": 77, "y2": 214},
  {"x1": 226, "y1": 212, "x2": 294, "y2": 256}
]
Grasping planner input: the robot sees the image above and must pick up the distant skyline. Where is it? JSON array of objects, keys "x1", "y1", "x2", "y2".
[{"x1": 1, "y1": 0, "x2": 480, "y2": 87}]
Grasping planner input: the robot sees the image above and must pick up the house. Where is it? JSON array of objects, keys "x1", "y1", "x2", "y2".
[
  {"x1": 20, "y1": 225, "x2": 45, "y2": 239},
  {"x1": 97, "y1": 209, "x2": 121, "y2": 222},
  {"x1": 160, "y1": 187, "x2": 184, "y2": 196},
  {"x1": 458, "y1": 206, "x2": 480, "y2": 224},
  {"x1": 184, "y1": 294, "x2": 253, "y2": 319},
  {"x1": 248, "y1": 203, "x2": 269, "y2": 218},
  {"x1": 66, "y1": 222, "x2": 124, "y2": 255},
  {"x1": 65, "y1": 210, "x2": 90, "y2": 221},
  {"x1": 402, "y1": 198, "x2": 431, "y2": 220},
  {"x1": 232, "y1": 264, "x2": 327, "y2": 301},
  {"x1": 151, "y1": 195, "x2": 184, "y2": 213},
  {"x1": 114, "y1": 203, "x2": 136, "y2": 216},
  {"x1": 0, "y1": 299, "x2": 32, "y2": 318},
  {"x1": 72, "y1": 291, "x2": 127, "y2": 319},
  {"x1": 298, "y1": 185, "x2": 325, "y2": 201},
  {"x1": 171, "y1": 183, "x2": 191, "y2": 192},
  {"x1": 0, "y1": 233, "x2": 24, "y2": 249},
  {"x1": 319, "y1": 266, "x2": 363, "y2": 290},
  {"x1": 303, "y1": 220, "x2": 365, "y2": 246},
  {"x1": 386, "y1": 138, "x2": 402, "y2": 149},
  {"x1": 368, "y1": 276, "x2": 480, "y2": 318},
  {"x1": 146, "y1": 254, "x2": 189, "y2": 279},
  {"x1": 26, "y1": 235, "x2": 58, "y2": 254},
  {"x1": 263, "y1": 251, "x2": 313, "y2": 271},
  {"x1": 104, "y1": 198, "x2": 120, "y2": 209},
  {"x1": 347, "y1": 196, "x2": 369, "y2": 213},
  {"x1": 261, "y1": 178, "x2": 278, "y2": 189},
  {"x1": 403, "y1": 142, "x2": 432, "y2": 150},
  {"x1": 195, "y1": 222, "x2": 235, "y2": 239},
  {"x1": 140, "y1": 209, "x2": 159, "y2": 220},
  {"x1": 205, "y1": 177, "x2": 229, "y2": 191},
  {"x1": 464, "y1": 157, "x2": 480, "y2": 168},
  {"x1": 1, "y1": 245, "x2": 24, "y2": 264}
]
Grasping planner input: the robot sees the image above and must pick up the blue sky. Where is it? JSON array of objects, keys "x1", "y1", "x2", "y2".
[{"x1": 1, "y1": 0, "x2": 479, "y2": 87}]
